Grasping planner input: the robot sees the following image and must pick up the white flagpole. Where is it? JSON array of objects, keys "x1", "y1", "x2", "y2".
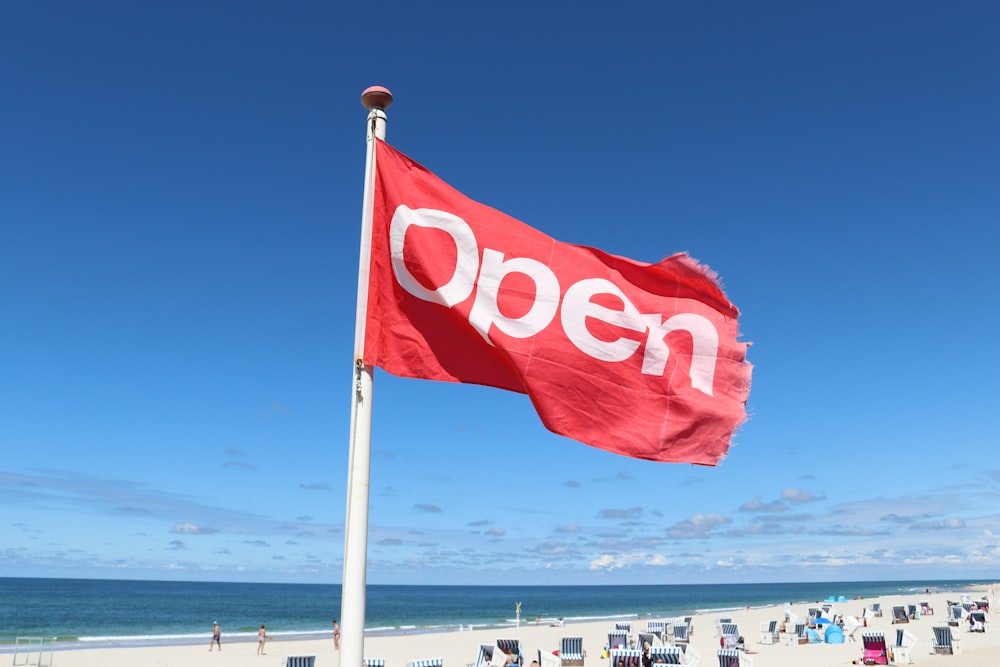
[{"x1": 341, "y1": 85, "x2": 393, "y2": 667}]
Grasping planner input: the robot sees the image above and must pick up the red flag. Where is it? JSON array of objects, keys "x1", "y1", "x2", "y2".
[{"x1": 364, "y1": 140, "x2": 752, "y2": 465}]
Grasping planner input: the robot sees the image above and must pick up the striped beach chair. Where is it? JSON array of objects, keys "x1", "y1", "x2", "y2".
[
  {"x1": 647, "y1": 647, "x2": 683, "y2": 666},
  {"x1": 947, "y1": 604, "x2": 963, "y2": 626},
  {"x1": 891, "y1": 606, "x2": 909, "y2": 624},
  {"x1": 365, "y1": 659, "x2": 386, "y2": 667},
  {"x1": 758, "y1": 620, "x2": 778, "y2": 645},
  {"x1": 720, "y1": 623, "x2": 740, "y2": 649},
  {"x1": 671, "y1": 623, "x2": 689, "y2": 644},
  {"x1": 861, "y1": 631, "x2": 889, "y2": 665},
  {"x1": 645, "y1": 621, "x2": 665, "y2": 641},
  {"x1": 607, "y1": 631, "x2": 628, "y2": 650},
  {"x1": 637, "y1": 633, "x2": 655, "y2": 650},
  {"x1": 496, "y1": 639, "x2": 523, "y2": 667},
  {"x1": 615, "y1": 622, "x2": 632, "y2": 634},
  {"x1": 409, "y1": 659, "x2": 444, "y2": 667},
  {"x1": 560, "y1": 637, "x2": 584, "y2": 667},
  {"x1": 893, "y1": 628, "x2": 917, "y2": 664},
  {"x1": 932, "y1": 626, "x2": 960, "y2": 654},
  {"x1": 791, "y1": 622, "x2": 807, "y2": 645},
  {"x1": 472, "y1": 645, "x2": 493, "y2": 667},
  {"x1": 608, "y1": 648, "x2": 640, "y2": 667},
  {"x1": 284, "y1": 658, "x2": 316, "y2": 667},
  {"x1": 716, "y1": 649, "x2": 751, "y2": 667}
]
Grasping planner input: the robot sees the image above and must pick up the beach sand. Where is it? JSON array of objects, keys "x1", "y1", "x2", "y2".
[{"x1": 40, "y1": 585, "x2": 996, "y2": 667}]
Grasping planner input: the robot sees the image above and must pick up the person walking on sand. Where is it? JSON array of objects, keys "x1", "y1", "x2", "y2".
[
  {"x1": 332, "y1": 619, "x2": 340, "y2": 650},
  {"x1": 209, "y1": 621, "x2": 221, "y2": 651},
  {"x1": 257, "y1": 624, "x2": 268, "y2": 655}
]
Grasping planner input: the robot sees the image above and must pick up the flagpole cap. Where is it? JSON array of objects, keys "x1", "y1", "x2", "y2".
[{"x1": 361, "y1": 86, "x2": 394, "y2": 111}]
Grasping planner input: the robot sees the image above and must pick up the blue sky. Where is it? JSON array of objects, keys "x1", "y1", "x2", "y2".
[{"x1": 2, "y1": 1, "x2": 998, "y2": 586}]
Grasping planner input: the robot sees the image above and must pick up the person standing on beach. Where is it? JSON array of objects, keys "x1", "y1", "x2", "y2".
[
  {"x1": 257, "y1": 624, "x2": 268, "y2": 654},
  {"x1": 332, "y1": 619, "x2": 340, "y2": 650},
  {"x1": 209, "y1": 621, "x2": 221, "y2": 651}
]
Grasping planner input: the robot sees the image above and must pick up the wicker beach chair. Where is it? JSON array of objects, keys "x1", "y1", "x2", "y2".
[
  {"x1": 560, "y1": 637, "x2": 584, "y2": 667},
  {"x1": 932, "y1": 626, "x2": 960, "y2": 654},
  {"x1": 893, "y1": 628, "x2": 917, "y2": 664},
  {"x1": 365, "y1": 659, "x2": 386, "y2": 667},
  {"x1": 716, "y1": 648, "x2": 751, "y2": 667},
  {"x1": 496, "y1": 639, "x2": 523, "y2": 667},
  {"x1": 472, "y1": 645, "x2": 493, "y2": 667},
  {"x1": 861, "y1": 631, "x2": 890, "y2": 665},
  {"x1": 284, "y1": 658, "x2": 316, "y2": 667},
  {"x1": 719, "y1": 623, "x2": 741, "y2": 650},
  {"x1": 647, "y1": 647, "x2": 683, "y2": 666},
  {"x1": 645, "y1": 621, "x2": 666, "y2": 642},
  {"x1": 758, "y1": 620, "x2": 778, "y2": 645},
  {"x1": 608, "y1": 648, "x2": 640, "y2": 667}
]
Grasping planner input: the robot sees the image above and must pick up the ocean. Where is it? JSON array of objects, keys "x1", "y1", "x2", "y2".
[{"x1": 0, "y1": 577, "x2": 984, "y2": 652}]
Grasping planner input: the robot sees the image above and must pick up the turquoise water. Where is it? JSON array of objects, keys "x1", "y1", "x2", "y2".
[{"x1": 0, "y1": 577, "x2": 984, "y2": 650}]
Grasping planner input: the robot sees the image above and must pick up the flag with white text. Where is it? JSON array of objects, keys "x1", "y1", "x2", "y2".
[{"x1": 364, "y1": 140, "x2": 752, "y2": 465}]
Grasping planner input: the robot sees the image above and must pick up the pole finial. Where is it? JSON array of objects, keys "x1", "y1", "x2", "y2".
[{"x1": 361, "y1": 86, "x2": 393, "y2": 111}]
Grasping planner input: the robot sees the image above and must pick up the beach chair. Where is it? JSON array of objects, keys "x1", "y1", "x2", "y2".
[
  {"x1": 843, "y1": 616, "x2": 861, "y2": 642},
  {"x1": 608, "y1": 648, "x2": 640, "y2": 667},
  {"x1": 671, "y1": 623, "x2": 689, "y2": 644},
  {"x1": 919, "y1": 600, "x2": 934, "y2": 615},
  {"x1": 637, "y1": 633, "x2": 655, "y2": 650},
  {"x1": 906, "y1": 604, "x2": 919, "y2": 620},
  {"x1": 539, "y1": 650, "x2": 561, "y2": 667},
  {"x1": 365, "y1": 660, "x2": 386, "y2": 667},
  {"x1": 560, "y1": 637, "x2": 585, "y2": 667},
  {"x1": 607, "y1": 631, "x2": 629, "y2": 650},
  {"x1": 473, "y1": 645, "x2": 494, "y2": 667},
  {"x1": 758, "y1": 620, "x2": 778, "y2": 645},
  {"x1": 719, "y1": 623, "x2": 740, "y2": 650},
  {"x1": 716, "y1": 616, "x2": 732, "y2": 636},
  {"x1": 871, "y1": 603, "x2": 883, "y2": 617},
  {"x1": 792, "y1": 622, "x2": 807, "y2": 645},
  {"x1": 683, "y1": 617, "x2": 694, "y2": 636},
  {"x1": 969, "y1": 610, "x2": 988, "y2": 631},
  {"x1": 496, "y1": 640, "x2": 523, "y2": 667},
  {"x1": 947, "y1": 604, "x2": 963, "y2": 626},
  {"x1": 410, "y1": 660, "x2": 444, "y2": 667},
  {"x1": 647, "y1": 647, "x2": 683, "y2": 666},
  {"x1": 645, "y1": 621, "x2": 665, "y2": 642},
  {"x1": 616, "y1": 622, "x2": 633, "y2": 634},
  {"x1": 932, "y1": 626, "x2": 960, "y2": 654},
  {"x1": 891, "y1": 606, "x2": 909, "y2": 624},
  {"x1": 861, "y1": 631, "x2": 890, "y2": 665},
  {"x1": 976, "y1": 598, "x2": 990, "y2": 612},
  {"x1": 284, "y1": 658, "x2": 316, "y2": 667},
  {"x1": 716, "y1": 649, "x2": 751, "y2": 667},
  {"x1": 893, "y1": 628, "x2": 916, "y2": 664}
]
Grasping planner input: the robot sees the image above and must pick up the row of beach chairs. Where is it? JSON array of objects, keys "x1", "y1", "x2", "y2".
[{"x1": 309, "y1": 608, "x2": 984, "y2": 667}]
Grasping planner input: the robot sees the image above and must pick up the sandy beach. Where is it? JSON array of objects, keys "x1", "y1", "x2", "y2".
[{"x1": 32, "y1": 585, "x2": 996, "y2": 667}]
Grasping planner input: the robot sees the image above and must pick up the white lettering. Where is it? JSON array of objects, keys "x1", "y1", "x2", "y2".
[
  {"x1": 389, "y1": 205, "x2": 479, "y2": 307},
  {"x1": 561, "y1": 278, "x2": 644, "y2": 362},
  {"x1": 388, "y1": 205, "x2": 722, "y2": 394},
  {"x1": 642, "y1": 313, "x2": 718, "y2": 395},
  {"x1": 468, "y1": 249, "x2": 560, "y2": 343}
]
